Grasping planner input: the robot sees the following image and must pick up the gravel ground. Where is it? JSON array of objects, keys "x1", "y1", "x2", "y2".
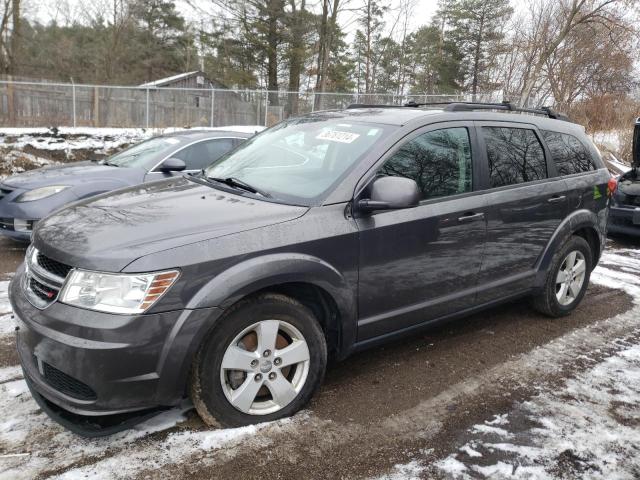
[{"x1": 0, "y1": 235, "x2": 638, "y2": 479}]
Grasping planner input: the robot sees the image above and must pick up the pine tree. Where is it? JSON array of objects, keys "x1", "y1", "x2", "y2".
[{"x1": 436, "y1": 0, "x2": 512, "y2": 98}]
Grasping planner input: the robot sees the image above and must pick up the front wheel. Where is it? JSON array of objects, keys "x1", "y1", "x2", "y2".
[
  {"x1": 530, "y1": 235, "x2": 593, "y2": 317},
  {"x1": 190, "y1": 293, "x2": 327, "y2": 427}
]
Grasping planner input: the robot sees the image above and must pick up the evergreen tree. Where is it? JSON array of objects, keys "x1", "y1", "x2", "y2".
[{"x1": 436, "y1": 0, "x2": 512, "y2": 97}]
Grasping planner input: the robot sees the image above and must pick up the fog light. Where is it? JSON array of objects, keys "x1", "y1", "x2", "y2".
[{"x1": 14, "y1": 219, "x2": 32, "y2": 232}]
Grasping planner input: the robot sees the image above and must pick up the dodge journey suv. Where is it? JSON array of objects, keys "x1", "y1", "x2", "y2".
[{"x1": 10, "y1": 102, "x2": 611, "y2": 436}]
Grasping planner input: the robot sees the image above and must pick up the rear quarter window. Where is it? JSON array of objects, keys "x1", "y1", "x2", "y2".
[{"x1": 541, "y1": 130, "x2": 595, "y2": 175}]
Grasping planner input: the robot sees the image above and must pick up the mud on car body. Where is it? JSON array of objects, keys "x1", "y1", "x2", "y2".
[{"x1": 9, "y1": 102, "x2": 611, "y2": 436}]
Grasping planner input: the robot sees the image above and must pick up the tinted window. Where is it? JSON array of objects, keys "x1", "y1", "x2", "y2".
[
  {"x1": 378, "y1": 127, "x2": 472, "y2": 200},
  {"x1": 542, "y1": 130, "x2": 594, "y2": 175},
  {"x1": 175, "y1": 138, "x2": 237, "y2": 170},
  {"x1": 483, "y1": 127, "x2": 547, "y2": 188}
]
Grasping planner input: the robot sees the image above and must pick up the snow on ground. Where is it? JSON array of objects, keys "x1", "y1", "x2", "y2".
[
  {"x1": 0, "y1": 150, "x2": 59, "y2": 178},
  {"x1": 591, "y1": 131, "x2": 623, "y2": 153},
  {"x1": 0, "y1": 125, "x2": 265, "y2": 155},
  {"x1": 430, "y1": 249, "x2": 640, "y2": 479}
]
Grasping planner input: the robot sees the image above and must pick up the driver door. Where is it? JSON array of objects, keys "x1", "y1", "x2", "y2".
[{"x1": 356, "y1": 123, "x2": 488, "y2": 341}]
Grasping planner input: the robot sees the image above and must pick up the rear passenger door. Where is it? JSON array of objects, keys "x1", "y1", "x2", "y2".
[
  {"x1": 474, "y1": 122, "x2": 568, "y2": 304},
  {"x1": 540, "y1": 130, "x2": 606, "y2": 218}
]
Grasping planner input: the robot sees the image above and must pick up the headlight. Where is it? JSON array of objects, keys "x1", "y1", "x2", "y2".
[
  {"x1": 15, "y1": 185, "x2": 70, "y2": 202},
  {"x1": 60, "y1": 269, "x2": 179, "y2": 314}
]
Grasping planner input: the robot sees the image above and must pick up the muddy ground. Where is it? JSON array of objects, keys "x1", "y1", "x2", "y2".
[{"x1": 0, "y1": 235, "x2": 639, "y2": 479}]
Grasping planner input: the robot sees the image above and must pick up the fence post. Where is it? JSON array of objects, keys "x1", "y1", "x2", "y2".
[
  {"x1": 71, "y1": 78, "x2": 77, "y2": 128},
  {"x1": 145, "y1": 88, "x2": 150, "y2": 128},
  {"x1": 264, "y1": 90, "x2": 269, "y2": 127},
  {"x1": 256, "y1": 90, "x2": 261, "y2": 125},
  {"x1": 92, "y1": 86, "x2": 100, "y2": 127},
  {"x1": 7, "y1": 76, "x2": 14, "y2": 124},
  {"x1": 210, "y1": 88, "x2": 215, "y2": 127}
]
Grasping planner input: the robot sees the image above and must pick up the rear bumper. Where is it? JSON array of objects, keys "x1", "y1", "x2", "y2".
[
  {"x1": 10, "y1": 267, "x2": 223, "y2": 421},
  {"x1": 608, "y1": 206, "x2": 640, "y2": 237}
]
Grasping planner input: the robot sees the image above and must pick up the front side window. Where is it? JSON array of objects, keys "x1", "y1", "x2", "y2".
[
  {"x1": 205, "y1": 116, "x2": 392, "y2": 205},
  {"x1": 542, "y1": 130, "x2": 594, "y2": 175},
  {"x1": 174, "y1": 138, "x2": 237, "y2": 170},
  {"x1": 483, "y1": 127, "x2": 547, "y2": 188},
  {"x1": 104, "y1": 136, "x2": 182, "y2": 169},
  {"x1": 378, "y1": 127, "x2": 472, "y2": 201}
]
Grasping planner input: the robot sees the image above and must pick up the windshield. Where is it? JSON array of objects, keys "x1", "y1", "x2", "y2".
[
  {"x1": 104, "y1": 136, "x2": 182, "y2": 169},
  {"x1": 204, "y1": 116, "x2": 391, "y2": 205}
]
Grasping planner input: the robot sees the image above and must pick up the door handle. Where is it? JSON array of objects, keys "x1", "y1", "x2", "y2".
[
  {"x1": 458, "y1": 212, "x2": 485, "y2": 223},
  {"x1": 547, "y1": 195, "x2": 566, "y2": 204}
]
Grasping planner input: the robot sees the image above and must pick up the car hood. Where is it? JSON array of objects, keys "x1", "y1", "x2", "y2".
[
  {"x1": 33, "y1": 177, "x2": 308, "y2": 272},
  {"x1": 1, "y1": 161, "x2": 141, "y2": 189}
]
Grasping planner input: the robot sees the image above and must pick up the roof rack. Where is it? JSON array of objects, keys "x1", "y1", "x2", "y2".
[{"x1": 347, "y1": 100, "x2": 570, "y2": 122}]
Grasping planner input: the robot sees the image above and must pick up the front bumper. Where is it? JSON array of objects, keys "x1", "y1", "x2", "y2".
[
  {"x1": 608, "y1": 205, "x2": 640, "y2": 237},
  {"x1": 0, "y1": 184, "x2": 80, "y2": 242},
  {"x1": 10, "y1": 267, "x2": 223, "y2": 427}
]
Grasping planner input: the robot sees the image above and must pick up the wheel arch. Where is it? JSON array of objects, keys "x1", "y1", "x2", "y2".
[
  {"x1": 535, "y1": 209, "x2": 603, "y2": 286},
  {"x1": 186, "y1": 253, "x2": 357, "y2": 360}
]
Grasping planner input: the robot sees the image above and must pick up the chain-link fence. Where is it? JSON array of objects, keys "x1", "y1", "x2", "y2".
[{"x1": 0, "y1": 79, "x2": 512, "y2": 129}]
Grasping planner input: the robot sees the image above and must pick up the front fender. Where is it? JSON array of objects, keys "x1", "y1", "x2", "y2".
[
  {"x1": 186, "y1": 252, "x2": 354, "y2": 313},
  {"x1": 186, "y1": 252, "x2": 357, "y2": 359}
]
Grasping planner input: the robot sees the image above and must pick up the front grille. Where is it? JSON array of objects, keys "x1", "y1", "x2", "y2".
[
  {"x1": 24, "y1": 248, "x2": 71, "y2": 309},
  {"x1": 29, "y1": 277, "x2": 58, "y2": 302},
  {"x1": 36, "y1": 252, "x2": 72, "y2": 279},
  {"x1": 41, "y1": 361, "x2": 97, "y2": 401}
]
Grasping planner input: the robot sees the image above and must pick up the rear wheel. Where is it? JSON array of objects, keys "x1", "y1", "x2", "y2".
[
  {"x1": 531, "y1": 235, "x2": 593, "y2": 317},
  {"x1": 190, "y1": 293, "x2": 327, "y2": 427}
]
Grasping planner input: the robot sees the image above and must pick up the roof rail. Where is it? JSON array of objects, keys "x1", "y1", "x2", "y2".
[
  {"x1": 346, "y1": 103, "x2": 405, "y2": 109},
  {"x1": 347, "y1": 100, "x2": 570, "y2": 122}
]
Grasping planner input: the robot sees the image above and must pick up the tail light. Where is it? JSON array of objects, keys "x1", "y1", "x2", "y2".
[{"x1": 607, "y1": 176, "x2": 618, "y2": 197}]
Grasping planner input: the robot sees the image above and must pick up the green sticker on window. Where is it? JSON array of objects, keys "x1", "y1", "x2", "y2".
[{"x1": 593, "y1": 186, "x2": 602, "y2": 200}]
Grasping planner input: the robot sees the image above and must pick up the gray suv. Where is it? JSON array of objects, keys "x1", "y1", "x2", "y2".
[{"x1": 9, "y1": 103, "x2": 611, "y2": 436}]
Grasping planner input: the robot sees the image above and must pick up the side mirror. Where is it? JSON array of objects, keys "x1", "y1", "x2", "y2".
[
  {"x1": 159, "y1": 157, "x2": 186, "y2": 172},
  {"x1": 632, "y1": 117, "x2": 640, "y2": 168},
  {"x1": 358, "y1": 176, "x2": 421, "y2": 213}
]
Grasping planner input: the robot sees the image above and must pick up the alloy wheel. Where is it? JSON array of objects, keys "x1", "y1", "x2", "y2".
[
  {"x1": 555, "y1": 250, "x2": 587, "y2": 306},
  {"x1": 220, "y1": 319, "x2": 310, "y2": 415}
]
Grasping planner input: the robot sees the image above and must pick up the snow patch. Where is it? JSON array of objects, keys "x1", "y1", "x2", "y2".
[{"x1": 434, "y1": 249, "x2": 640, "y2": 479}]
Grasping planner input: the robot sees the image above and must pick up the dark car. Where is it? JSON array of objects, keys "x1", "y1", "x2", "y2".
[
  {"x1": 9, "y1": 103, "x2": 611, "y2": 436},
  {"x1": 608, "y1": 118, "x2": 640, "y2": 236},
  {"x1": 0, "y1": 129, "x2": 254, "y2": 241}
]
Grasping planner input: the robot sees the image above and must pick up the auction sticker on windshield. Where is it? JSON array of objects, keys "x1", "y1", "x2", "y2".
[{"x1": 316, "y1": 130, "x2": 361, "y2": 143}]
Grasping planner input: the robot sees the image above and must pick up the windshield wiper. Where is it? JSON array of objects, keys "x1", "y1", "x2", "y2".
[
  {"x1": 102, "y1": 160, "x2": 119, "y2": 167},
  {"x1": 208, "y1": 176, "x2": 272, "y2": 198}
]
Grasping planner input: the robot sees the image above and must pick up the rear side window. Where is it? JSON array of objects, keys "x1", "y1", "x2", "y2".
[
  {"x1": 541, "y1": 130, "x2": 595, "y2": 175},
  {"x1": 483, "y1": 127, "x2": 547, "y2": 188},
  {"x1": 379, "y1": 127, "x2": 472, "y2": 201}
]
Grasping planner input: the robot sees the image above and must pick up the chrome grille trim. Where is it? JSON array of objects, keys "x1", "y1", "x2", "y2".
[{"x1": 23, "y1": 247, "x2": 71, "y2": 309}]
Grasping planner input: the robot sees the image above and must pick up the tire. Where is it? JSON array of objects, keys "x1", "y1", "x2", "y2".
[
  {"x1": 530, "y1": 235, "x2": 593, "y2": 318},
  {"x1": 190, "y1": 293, "x2": 327, "y2": 427}
]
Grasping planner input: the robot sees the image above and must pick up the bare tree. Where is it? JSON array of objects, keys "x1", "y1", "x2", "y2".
[{"x1": 518, "y1": 0, "x2": 632, "y2": 107}]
